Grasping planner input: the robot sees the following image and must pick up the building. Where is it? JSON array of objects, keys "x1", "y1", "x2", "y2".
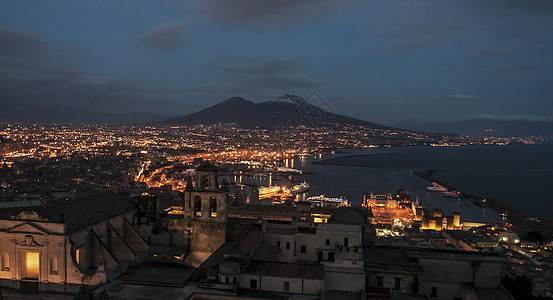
[
  {"x1": 363, "y1": 246, "x2": 514, "y2": 299},
  {"x1": 0, "y1": 192, "x2": 148, "y2": 293}
]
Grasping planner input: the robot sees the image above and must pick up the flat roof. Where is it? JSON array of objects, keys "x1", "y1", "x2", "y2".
[
  {"x1": 0, "y1": 192, "x2": 137, "y2": 234},
  {"x1": 242, "y1": 260, "x2": 324, "y2": 280}
]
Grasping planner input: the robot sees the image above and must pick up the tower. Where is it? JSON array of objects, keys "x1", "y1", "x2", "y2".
[{"x1": 183, "y1": 163, "x2": 228, "y2": 258}]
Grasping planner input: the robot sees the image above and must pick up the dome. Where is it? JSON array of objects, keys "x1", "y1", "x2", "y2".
[{"x1": 498, "y1": 230, "x2": 520, "y2": 244}]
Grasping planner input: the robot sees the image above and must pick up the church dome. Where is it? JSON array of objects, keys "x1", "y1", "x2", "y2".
[{"x1": 498, "y1": 230, "x2": 520, "y2": 244}]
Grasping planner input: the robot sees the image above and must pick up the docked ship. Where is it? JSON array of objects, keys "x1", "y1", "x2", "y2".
[
  {"x1": 276, "y1": 166, "x2": 303, "y2": 174},
  {"x1": 306, "y1": 194, "x2": 349, "y2": 207},
  {"x1": 258, "y1": 186, "x2": 281, "y2": 198},
  {"x1": 290, "y1": 181, "x2": 310, "y2": 194},
  {"x1": 426, "y1": 184, "x2": 448, "y2": 192}
]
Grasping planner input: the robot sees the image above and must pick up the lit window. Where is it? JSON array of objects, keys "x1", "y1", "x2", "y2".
[
  {"x1": 24, "y1": 252, "x2": 40, "y2": 279},
  {"x1": 75, "y1": 248, "x2": 80, "y2": 265}
]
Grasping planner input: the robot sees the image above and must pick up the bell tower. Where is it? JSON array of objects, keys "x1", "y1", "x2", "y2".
[{"x1": 183, "y1": 163, "x2": 227, "y2": 259}]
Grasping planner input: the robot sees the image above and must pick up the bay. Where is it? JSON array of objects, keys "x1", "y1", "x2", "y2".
[{"x1": 291, "y1": 143, "x2": 553, "y2": 223}]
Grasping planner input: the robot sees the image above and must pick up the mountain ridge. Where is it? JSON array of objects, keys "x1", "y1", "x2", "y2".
[{"x1": 160, "y1": 95, "x2": 390, "y2": 129}]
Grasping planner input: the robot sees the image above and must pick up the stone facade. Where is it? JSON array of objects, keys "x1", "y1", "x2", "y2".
[{"x1": 0, "y1": 193, "x2": 148, "y2": 293}]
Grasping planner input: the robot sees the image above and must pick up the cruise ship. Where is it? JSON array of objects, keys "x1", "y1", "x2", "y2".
[
  {"x1": 290, "y1": 181, "x2": 310, "y2": 194},
  {"x1": 258, "y1": 186, "x2": 281, "y2": 198},
  {"x1": 276, "y1": 166, "x2": 303, "y2": 174},
  {"x1": 306, "y1": 194, "x2": 349, "y2": 207},
  {"x1": 426, "y1": 183, "x2": 448, "y2": 192}
]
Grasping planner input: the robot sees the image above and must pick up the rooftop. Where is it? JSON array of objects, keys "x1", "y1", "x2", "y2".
[
  {"x1": 242, "y1": 260, "x2": 324, "y2": 280},
  {"x1": 0, "y1": 192, "x2": 137, "y2": 234}
]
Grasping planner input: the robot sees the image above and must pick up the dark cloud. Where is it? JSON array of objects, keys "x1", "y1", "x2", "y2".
[
  {"x1": 431, "y1": 94, "x2": 475, "y2": 102},
  {"x1": 472, "y1": 113, "x2": 552, "y2": 122},
  {"x1": 483, "y1": 62, "x2": 550, "y2": 75},
  {"x1": 138, "y1": 20, "x2": 186, "y2": 51},
  {"x1": 209, "y1": 59, "x2": 323, "y2": 92},
  {"x1": 192, "y1": 0, "x2": 361, "y2": 29},
  {"x1": 244, "y1": 76, "x2": 324, "y2": 89},
  {"x1": 212, "y1": 60, "x2": 305, "y2": 75},
  {"x1": 470, "y1": 48, "x2": 519, "y2": 59},
  {"x1": 0, "y1": 25, "x2": 49, "y2": 58},
  {"x1": 0, "y1": 24, "x2": 179, "y2": 119},
  {"x1": 384, "y1": 37, "x2": 443, "y2": 52}
]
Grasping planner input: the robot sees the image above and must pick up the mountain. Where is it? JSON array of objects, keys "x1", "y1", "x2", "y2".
[
  {"x1": 394, "y1": 119, "x2": 553, "y2": 137},
  {"x1": 160, "y1": 95, "x2": 390, "y2": 129}
]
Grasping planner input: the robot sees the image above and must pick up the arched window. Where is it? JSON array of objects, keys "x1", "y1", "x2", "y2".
[
  {"x1": 1, "y1": 252, "x2": 9, "y2": 271},
  {"x1": 194, "y1": 196, "x2": 202, "y2": 217},
  {"x1": 202, "y1": 175, "x2": 209, "y2": 190},
  {"x1": 210, "y1": 196, "x2": 217, "y2": 218},
  {"x1": 50, "y1": 256, "x2": 58, "y2": 275}
]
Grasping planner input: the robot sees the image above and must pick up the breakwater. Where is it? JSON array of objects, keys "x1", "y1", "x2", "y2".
[{"x1": 412, "y1": 169, "x2": 528, "y2": 223}]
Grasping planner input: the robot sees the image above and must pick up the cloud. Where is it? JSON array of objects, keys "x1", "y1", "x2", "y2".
[
  {"x1": 192, "y1": 0, "x2": 360, "y2": 30},
  {"x1": 0, "y1": 24, "x2": 181, "y2": 118},
  {"x1": 209, "y1": 59, "x2": 324, "y2": 92},
  {"x1": 431, "y1": 94, "x2": 475, "y2": 102},
  {"x1": 483, "y1": 62, "x2": 549, "y2": 75},
  {"x1": 470, "y1": 48, "x2": 518, "y2": 59},
  {"x1": 212, "y1": 60, "x2": 305, "y2": 75},
  {"x1": 0, "y1": 25, "x2": 49, "y2": 58},
  {"x1": 384, "y1": 37, "x2": 443, "y2": 52},
  {"x1": 138, "y1": 20, "x2": 186, "y2": 51},
  {"x1": 472, "y1": 113, "x2": 553, "y2": 122}
]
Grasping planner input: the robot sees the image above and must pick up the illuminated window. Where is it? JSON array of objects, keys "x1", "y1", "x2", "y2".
[
  {"x1": 75, "y1": 248, "x2": 80, "y2": 265},
  {"x1": 210, "y1": 196, "x2": 217, "y2": 218},
  {"x1": 24, "y1": 252, "x2": 40, "y2": 279},
  {"x1": 194, "y1": 196, "x2": 202, "y2": 217},
  {"x1": 1, "y1": 252, "x2": 9, "y2": 271}
]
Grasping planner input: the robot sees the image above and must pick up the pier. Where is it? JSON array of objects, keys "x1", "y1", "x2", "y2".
[{"x1": 412, "y1": 169, "x2": 528, "y2": 223}]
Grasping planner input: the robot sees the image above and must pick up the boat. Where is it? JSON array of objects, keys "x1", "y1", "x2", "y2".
[
  {"x1": 442, "y1": 191, "x2": 460, "y2": 198},
  {"x1": 290, "y1": 181, "x2": 310, "y2": 194},
  {"x1": 276, "y1": 167, "x2": 302, "y2": 174},
  {"x1": 258, "y1": 186, "x2": 281, "y2": 198},
  {"x1": 306, "y1": 194, "x2": 349, "y2": 207},
  {"x1": 426, "y1": 184, "x2": 448, "y2": 192}
]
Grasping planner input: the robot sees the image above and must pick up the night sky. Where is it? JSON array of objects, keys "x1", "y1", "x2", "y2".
[{"x1": 1, "y1": 1, "x2": 552, "y2": 125}]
